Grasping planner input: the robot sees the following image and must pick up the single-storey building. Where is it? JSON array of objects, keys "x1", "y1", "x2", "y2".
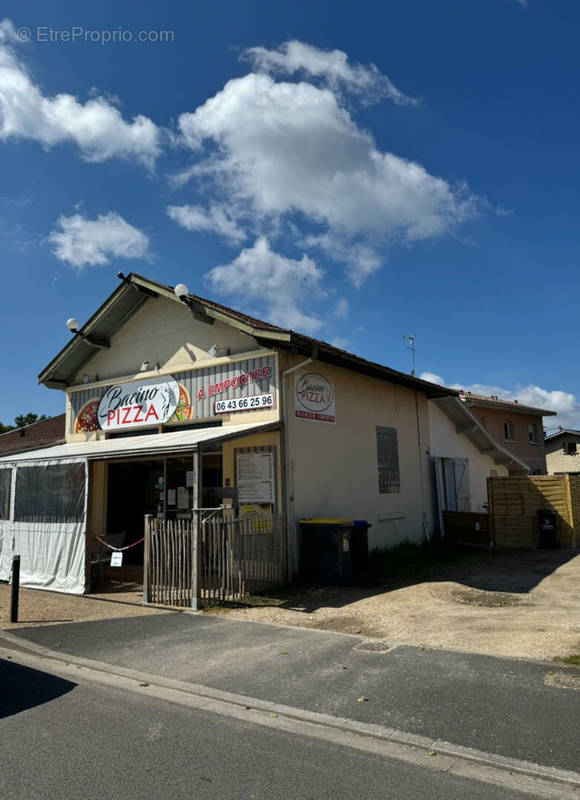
[
  {"x1": 0, "y1": 273, "x2": 524, "y2": 594},
  {"x1": 0, "y1": 414, "x2": 66, "y2": 458}
]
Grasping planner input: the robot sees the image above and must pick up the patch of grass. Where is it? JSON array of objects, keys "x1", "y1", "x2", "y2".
[{"x1": 554, "y1": 653, "x2": 580, "y2": 666}]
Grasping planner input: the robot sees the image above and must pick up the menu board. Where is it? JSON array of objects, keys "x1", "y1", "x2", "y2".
[{"x1": 236, "y1": 452, "x2": 274, "y2": 504}]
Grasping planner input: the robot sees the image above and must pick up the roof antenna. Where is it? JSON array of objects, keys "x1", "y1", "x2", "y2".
[{"x1": 403, "y1": 333, "x2": 416, "y2": 376}]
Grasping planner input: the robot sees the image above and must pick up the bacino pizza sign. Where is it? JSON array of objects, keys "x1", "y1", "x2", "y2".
[
  {"x1": 295, "y1": 372, "x2": 336, "y2": 424},
  {"x1": 98, "y1": 376, "x2": 180, "y2": 431}
]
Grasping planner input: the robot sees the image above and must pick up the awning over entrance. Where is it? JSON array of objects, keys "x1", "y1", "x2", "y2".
[{"x1": 0, "y1": 420, "x2": 280, "y2": 464}]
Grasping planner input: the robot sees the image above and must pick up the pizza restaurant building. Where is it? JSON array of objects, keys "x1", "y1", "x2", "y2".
[{"x1": 0, "y1": 274, "x2": 457, "y2": 595}]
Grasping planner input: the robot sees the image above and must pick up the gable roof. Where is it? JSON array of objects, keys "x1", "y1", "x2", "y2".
[
  {"x1": 0, "y1": 414, "x2": 66, "y2": 457},
  {"x1": 38, "y1": 273, "x2": 457, "y2": 400},
  {"x1": 545, "y1": 428, "x2": 580, "y2": 442},
  {"x1": 460, "y1": 391, "x2": 556, "y2": 417}
]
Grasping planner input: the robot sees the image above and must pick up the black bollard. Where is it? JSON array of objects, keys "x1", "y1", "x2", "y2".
[{"x1": 10, "y1": 555, "x2": 20, "y2": 623}]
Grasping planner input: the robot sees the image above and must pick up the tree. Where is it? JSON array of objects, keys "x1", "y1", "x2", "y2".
[
  {"x1": 0, "y1": 421, "x2": 14, "y2": 434},
  {"x1": 13, "y1": 413, "x2": 49, "y2": 429}
]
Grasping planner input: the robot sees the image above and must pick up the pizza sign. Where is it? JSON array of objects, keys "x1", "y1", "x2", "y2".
[
  {"x1": 295, "y1": 372, "x2": 336, "y2": 424},
  {"x1": 98, "y1": 376, "x2": 181, "y2": 431}
]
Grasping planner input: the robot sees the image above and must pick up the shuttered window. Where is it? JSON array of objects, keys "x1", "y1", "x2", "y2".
[{"x1": 376, "y1": 426, "x2": 400, "y2": 493}]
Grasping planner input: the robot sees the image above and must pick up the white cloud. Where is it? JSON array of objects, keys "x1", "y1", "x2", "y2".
[
  {"x1": 334, "y1": 297, "x2": 349, "y2": 320},
  {"x1": 178, "y1": 70, "x2": 478, "y2": 285},
  {"x1": 49, "y1": 212, "x2": 150, "y2": 269},
  {"x1": 244, "y1": 40, "x2": 417, "y2": 106},
  {"x1": 167, "y1": 203, "x2": 245, "y2": 244},
  {"x1": 206, "y1": 237, "x2": 324, "y2": 333},
  {"x1": 420, "y1": 372, "x2": 446, "y2": 386},
  {"x1": 0, "y1": 19, "x2": 160, "y2": 167},
  {"x1": 419, "y1": 372, "x2": 579, "y2": 431}
]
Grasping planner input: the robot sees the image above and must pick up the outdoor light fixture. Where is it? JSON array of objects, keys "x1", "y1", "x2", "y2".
[
  {"x1": 65, "y1": 318, "x2": 110, "y2": 350},
  {"x1": 174, "y1": 283, "x2": 189, "y2": 301},
  {"x1": 174, "y1": 282, "x2": 214, "y2": 325},
  {"x1": 140, "y1": 361, "x2": 150, "y2": 372}
]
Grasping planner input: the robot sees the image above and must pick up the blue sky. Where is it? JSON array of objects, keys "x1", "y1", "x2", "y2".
[{"x1": 0, "y1": 0, "x2": 578, "y2": 430}]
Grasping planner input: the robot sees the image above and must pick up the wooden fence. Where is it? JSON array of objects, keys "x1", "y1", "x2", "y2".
[
  {"x1": 442, "y1": 511, "x2": 491, "y2": 547},
  {"x1": 488, "y1": 475, "x2": 580, "y2": 548},
  {"x1": 143, "y1": 512, "x2": 287, "y2": 608}
]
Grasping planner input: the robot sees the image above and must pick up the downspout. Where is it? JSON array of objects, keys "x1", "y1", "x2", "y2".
[
  {"x1": 415, "y1": 391, "x2": 431, "y2": 544},
  {"x1": 280, "y1": 351, "x2": 317, "y2": 579}
]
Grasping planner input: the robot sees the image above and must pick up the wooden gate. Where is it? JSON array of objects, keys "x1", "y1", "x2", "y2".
[
  {"x1": 488, "y1": 476, "x2": 580, "y2": 548},
  {"x1": 143, "y1": 512, "x2": 287, "y2": 607}
]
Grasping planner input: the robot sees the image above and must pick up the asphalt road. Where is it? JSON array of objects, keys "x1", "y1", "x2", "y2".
[
  {"x1": 0, "y1": 656, "x2": 541, "y2": 800},
  {"x1": 9, "y1": 612, "x2": 580, "y2": 772}
]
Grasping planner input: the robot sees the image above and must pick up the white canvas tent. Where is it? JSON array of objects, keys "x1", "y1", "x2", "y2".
[{"x1": 0, "y1": 421, "x2": 276, "y2": 594}]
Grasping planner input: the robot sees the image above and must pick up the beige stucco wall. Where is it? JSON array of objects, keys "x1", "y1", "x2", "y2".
[
  {"x1": 72, "y1": 296, "x2": 259, "y2": 384},
  {"x1": 428, "y1": 403, "x2": 508, "y2": 512},
  {"x1": 64, "y1": 295, "x2": 281, "y2": 443},
  {"x1": 545, "y1": 435, "x2": 580, "y2": 474},
  {"x1": 280, "y1": 353, "x2": 433, "y2": 554}
]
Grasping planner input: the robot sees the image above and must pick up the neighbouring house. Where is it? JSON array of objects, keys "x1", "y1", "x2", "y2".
[
  {"x1": 427, "y1": 396, "x2": 528, "y2": 535},
  {"x1": 544, "y1": 429, "x2": 580, "y2": 475},
  {"x1": 0, "y1": 414, "x2": 66, "y2": 457},
  {"x1": 0, "y1": 273, "x2": 543, "y2": 595},
  {"x1": 458, "y1": 392, "x2": 556, "y2": 474}
]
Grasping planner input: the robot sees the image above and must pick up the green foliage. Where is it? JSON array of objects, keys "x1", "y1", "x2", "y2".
[
  {"x1": 0, "y1": 413, "x2": 50, "y2": 433},
  {"x1": 13, "y1": 413, "x2": 48, "y2": 429}
]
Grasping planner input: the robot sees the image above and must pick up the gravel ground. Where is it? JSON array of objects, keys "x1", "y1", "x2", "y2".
[
  {"x1": 0, "y1": 583, "x2": 169, "y2": 630},
  {"x1": 213, "y1": 549, "x2": 580, "y2": 662},
  {"x1": 2, "y1": 550, "x2": 579, "y2": 663}
]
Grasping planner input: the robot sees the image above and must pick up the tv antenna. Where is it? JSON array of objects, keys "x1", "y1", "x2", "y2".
[{"x1": 403, "y1": 333, "x2": 416, "y2": 376}]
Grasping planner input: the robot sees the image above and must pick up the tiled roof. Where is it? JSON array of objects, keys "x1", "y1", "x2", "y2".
[
  {"x1": 459, "y1": 391, "x2": 556, "y2": 416},
  {"x1": 0, "y1": 414, "x2": 66, "y2": 456}
]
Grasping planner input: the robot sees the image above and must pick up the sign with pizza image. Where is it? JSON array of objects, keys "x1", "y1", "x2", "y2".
[{"x1": 74, "y1": 381, "x2": 193, "y2": 433}]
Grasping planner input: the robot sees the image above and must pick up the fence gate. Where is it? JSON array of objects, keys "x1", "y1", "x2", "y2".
[
  {"x1": 488, "y1": 475, "x2": 580, "y2": 548},
  {"x1": 143, "y1": 512, "x2": 287, "y2": 607}
]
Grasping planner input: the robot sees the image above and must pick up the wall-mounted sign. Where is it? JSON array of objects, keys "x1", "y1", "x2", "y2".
[
  {"x1": 70, "y1": 355, "x2": 277, "y2": 433},
  {"x1": 295, "y1": 372, "x2": 336, "y2": 424},
  {"x1": 98, "y1": 376, "x2": 180, "y2": 431},
  {"x1": 236, "y1": 452, "x2": 275, "y2": 504},
  {"x1": 215, "y1": 393, "x2": 274, "y2": 414}
]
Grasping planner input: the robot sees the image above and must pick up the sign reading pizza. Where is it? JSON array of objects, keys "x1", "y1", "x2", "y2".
[
  {"x1": 97, "y1": 376, "x2": 181, "y2": 431},
  {"x1": 295, "y1": 372, "x2": 336, "y2": 424}
]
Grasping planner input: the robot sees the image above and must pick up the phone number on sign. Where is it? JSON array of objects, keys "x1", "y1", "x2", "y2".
[{"x1": 214, "y1": 393, "x2": 274, "y2": 414}]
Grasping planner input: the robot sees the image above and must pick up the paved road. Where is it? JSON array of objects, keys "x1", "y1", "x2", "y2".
[
  {"x1": 8, "y1": 613, "x2": 580, "y2": 772},
  {"x1": 0, "y1": 655, "x2": 544, "y2": 800}
]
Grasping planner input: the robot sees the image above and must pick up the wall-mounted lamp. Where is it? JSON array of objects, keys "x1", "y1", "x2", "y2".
[
  {"x1": 173, "y1": 282, "x2": 214, "y2": 326},
  {"x1": 65, "y1": 318, "x2": 110, "y2": 349},
  {"x1": 208, "y1": 344, "x2": 230, "y2": 358},
  {"x1": 174, "y1": 283, "x2": 189, "y2": 301},
  {"x1": 140, "y1": 361, "x2": 149, "y2": 372}
]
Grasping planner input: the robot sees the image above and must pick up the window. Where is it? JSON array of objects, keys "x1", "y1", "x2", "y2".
[
  {"x1": 504, "y1": 420, "x2": 514, "y2": 441},
  {"x1": 563, "y1": 441, "x2": 578, "y2": 456},
  {"x1": 0, "y1": 468, "x2": 11, "y2": 520},
  {"x1": 14, "y1": 462, "x2": 86, "y2": 523},
  {"x1": 528, "y1": 424, "x2": 539, "y2": 443},
  {"x1": 376, "y1": 426, "x2": 400, "y2": 493}
]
